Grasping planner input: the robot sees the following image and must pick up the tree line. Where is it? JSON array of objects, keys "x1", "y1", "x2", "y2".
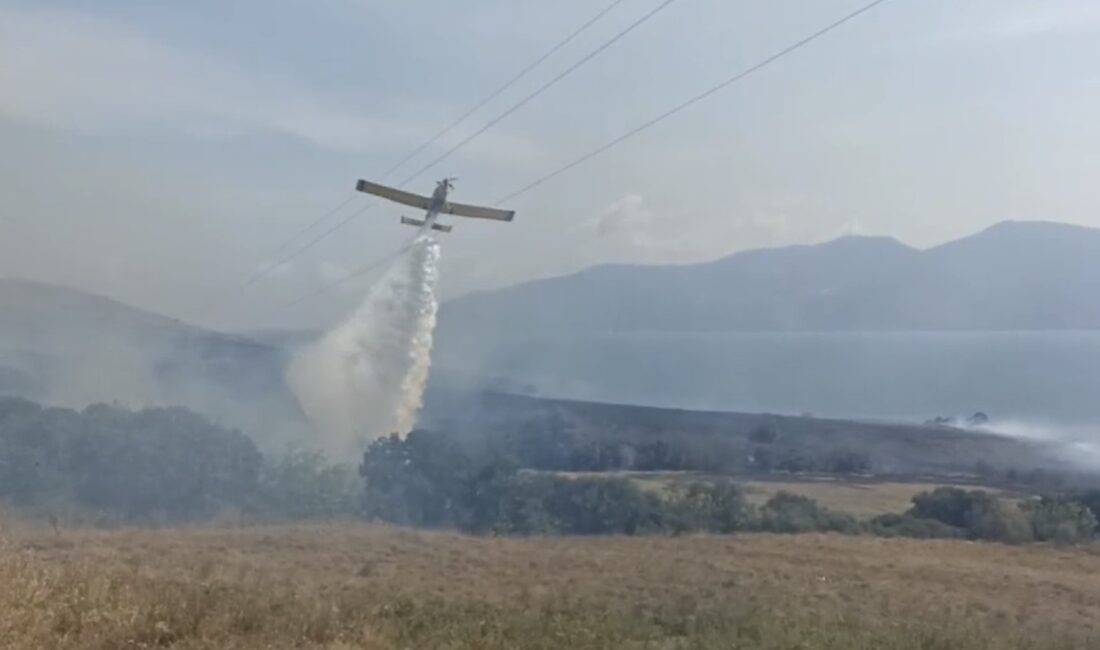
[
  {"x1": 0, "y1": 397, "x2": 358, "y2": 523},
  {"x1": 361, "y1": 430, "x2": 1100, "y2": 544},
  {"x1": 3, "y1": 396, "x2": 1099, "y2": 545}
]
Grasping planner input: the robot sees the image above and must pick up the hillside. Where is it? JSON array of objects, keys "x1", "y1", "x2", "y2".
[
  {"x1": 0, "y1": 278, "x2": 302, "y2": 441},
  {"x1": 422, "y1": 391, "x2": 1085, "y2": 482},
  {"x1": 438, "y1": 221, "x2": 1100, "y2": 335}
]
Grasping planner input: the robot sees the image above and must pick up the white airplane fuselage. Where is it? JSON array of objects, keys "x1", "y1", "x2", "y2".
[{"x1": 420, "y1": 180, "x2": 451, "y2": 231}]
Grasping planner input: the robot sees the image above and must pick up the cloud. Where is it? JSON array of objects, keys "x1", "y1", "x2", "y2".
[
  {"x1": 588, "y1": 194, "x2": 655, "y2": 241},
  {"x1": 0, "y1": 7, "x2": 421, "y2": 151}
]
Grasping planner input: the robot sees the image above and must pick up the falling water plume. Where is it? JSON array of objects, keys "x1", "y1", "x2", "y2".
[{"x1": 288, "y1": 235, "x2": 440, "y2": 459}]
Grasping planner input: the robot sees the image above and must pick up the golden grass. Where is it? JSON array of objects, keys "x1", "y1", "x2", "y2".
[{"x1": 1, "y1": 520, "x2": 1097, "y2": 649}]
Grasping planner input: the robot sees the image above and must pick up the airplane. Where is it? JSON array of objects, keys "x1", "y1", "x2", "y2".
[{"x1": 354, "y1": 177, "x2": 515, "y2": 234}]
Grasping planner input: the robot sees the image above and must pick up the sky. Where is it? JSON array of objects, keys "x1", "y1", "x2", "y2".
[{"x1": 1, "y1": 0, "x2": 1099, "y2": 331}]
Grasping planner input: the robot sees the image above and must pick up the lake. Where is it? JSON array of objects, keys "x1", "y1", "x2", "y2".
[{"x1": 433, "y1": 331, "x2": 1100, "y2": 435}]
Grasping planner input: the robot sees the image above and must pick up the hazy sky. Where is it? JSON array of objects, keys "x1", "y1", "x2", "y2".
[{"x1": 2, "y1": 0, "x2": 1098, "y2": 330}]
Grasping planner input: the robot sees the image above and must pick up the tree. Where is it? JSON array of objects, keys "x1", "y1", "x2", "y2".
[
  {"x1": 0, "y1": 398, "x2": 262, "y2": 521},
  {"x1": 749, "y1": 424, "x2": 777, "y2": 445},
  {"x1": 257, "y1": 448, "x2": 360, "y2": 520},
  {"x1": 758, "y1": 492, "x2": 858, "y2": 534},
  {"x1": 669, "y1": 480, "x2": 754, "y2": 533},
  {"x1": 826, "y1": 449, "x2": 871, "y2": 475},
  {"x1": 1025, "y1": 498, "x2": 1098, "y2": 544},
  {"x1": 359, "y1": 430, "x2": 474, "y2": 528},
  {"x1": 908, "y1": 487, "x2": 1035, "y2": 544},
  {"x1": 909, "y1": 487, "x2": 985, "y2": 529},
  {"x1": 749, "y1": 446, "x2": 774, "y2": 472}
]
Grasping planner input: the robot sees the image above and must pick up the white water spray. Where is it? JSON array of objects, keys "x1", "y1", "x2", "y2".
[{"x1": 288, "y1": 235, "x2": 441, "y2": 459}]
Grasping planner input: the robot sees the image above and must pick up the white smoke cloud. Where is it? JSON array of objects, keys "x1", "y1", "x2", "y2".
[{"x1": 287, "y1": 235, "x2": 440, "y2": 459}]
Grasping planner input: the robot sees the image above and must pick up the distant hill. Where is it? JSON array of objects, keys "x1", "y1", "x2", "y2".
[
  {"x1": 438, "y1": 221, "x2": 1100, "y2": 335},
  {"x1": 421, "y1": 390, "x2": 1087, "y2": 482},
  {"x1": 0, "y1": 279, "x2": 302, "y2": 443}
]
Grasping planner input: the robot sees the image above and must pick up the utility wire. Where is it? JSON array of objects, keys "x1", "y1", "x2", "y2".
[
  {"x1": 396, "y1": 0, "x2": 682, "y2": 189},
  {"x1": 260, "y1": 0, "x2": 683, "y2": 308},
  {"x1": 242, "y1": 0, "x2": 638, "y2": 290},
  {"x1": 378, "y1": 0, "x2": 632, "y2": 180},
  {"x1": 270, "y1": 240, "x2": 414, "y2": 313},
  {"x1": 495, "y1": 0, "x2": 895, "y2": 205},
  {"x1": 280, "y1": 0, "x2": 895, "y2": 313}
]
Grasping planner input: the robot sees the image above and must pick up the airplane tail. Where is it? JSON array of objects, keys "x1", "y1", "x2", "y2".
[{"x1": 400, "y1": 216, "x2": 452, "y2": 233}]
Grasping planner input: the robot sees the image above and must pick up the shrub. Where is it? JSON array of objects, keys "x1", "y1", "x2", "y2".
[
  {"x1": 667, "y1": 480, "x2": 754, "y2": 533},
  {"x1": 869, "y1": 513, "x2": 961, "y2": 539},
  {"x1": 1025, "y1": 498, "x2": 1098, "y2": 544},
  {"x1": 758, "y1": 492, "x2": 860, "y2": 534}
]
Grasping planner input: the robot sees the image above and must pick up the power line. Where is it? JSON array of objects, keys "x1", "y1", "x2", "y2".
[
  {"x1": 257, "y1": 0, "x2": 684, "y2": 309},
  {"x1": 378, "y1": 0, "x2": 631, "y2": 180},
  {"x1": 396, "y1": 0, "x2": 683, "y2": 189},
  {"x1": 252, "y1": 195, "x2": 355, "y2": 265},
  {"x1": 242, "y1": 0, "x2": 637, "y2": 291},
  {"x1": 271, "y1": 240, "x2": 413, "y2": 313},
  {"x1": 495, "y1": 0, "x2": 895, "y2": 206},
  {"x1": 269, "y1": 0, "x2": 887, "y2": 314}
]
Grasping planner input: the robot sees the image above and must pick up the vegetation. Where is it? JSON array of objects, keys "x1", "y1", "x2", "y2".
[
  {"x1": 3, "y1": 397, "x2": 1099, "y2": 547},
  {"x1": 0, "y1": 397, "x2": 359, "y2": 523},
  {"x1": 359, "y1": 433, "x2": 1100, "y2": 545},
  {"x1": 1, "y1": 523, "x2": 1098, "y2": 649}
]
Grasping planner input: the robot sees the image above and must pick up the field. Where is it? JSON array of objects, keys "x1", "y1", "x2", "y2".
[
  {"x1": 740, "y1": 478, "x2": 1013, "y2": 518},
  {"x1": 556, "y1": 470, "x2": 1015, "y2": 519},
  {"x1": 2, "y1": 521, "x2": 1099, "y2": 649}
]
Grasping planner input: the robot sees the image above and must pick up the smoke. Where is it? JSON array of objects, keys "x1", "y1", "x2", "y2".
[
  {"x1": 968, "y1": 418, "x2": 1100, "y2": 469},
  {"x1": 287, "y1": 235, "x2": 441, "y2": 459}
]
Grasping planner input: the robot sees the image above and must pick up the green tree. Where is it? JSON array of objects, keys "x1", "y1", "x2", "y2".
[
  {"x1": 1025, "y1": 498, "x2": 1098, "y2": 544},
  {"x1": 758, "y1": 492, "x2": 859, "y2": 534},
  {"x1": 257, "y1": 448, "x2": 360, "y2": 520}
]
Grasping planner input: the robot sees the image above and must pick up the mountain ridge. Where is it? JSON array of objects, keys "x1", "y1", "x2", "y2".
[{"x1": 437, "y1": 220, "x2": 1100, "y2": 336}]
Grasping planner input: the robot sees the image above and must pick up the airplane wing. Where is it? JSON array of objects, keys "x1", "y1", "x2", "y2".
[
  {"x1": 355, "y1": 180, "x2": 431, "y2": 210},
  {"x1": 443, "y1": 201, "x2": 515, "y2": 222}
]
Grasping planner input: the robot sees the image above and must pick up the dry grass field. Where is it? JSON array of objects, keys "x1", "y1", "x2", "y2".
[
  {"x1": 2, "y1": 520, "x2": 1099, "y2": 649},
  {"x1": 739, "y1": 479, "x2": 1014, "y2": 518},
  {"x1": 557, "y1": 470, "x2": 1014, "y2": 519}
]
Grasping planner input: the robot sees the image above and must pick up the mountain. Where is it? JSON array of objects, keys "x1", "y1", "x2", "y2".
[
  {"x1": 438, "y1": 221, "x2": 1100, "y2": 336},
  {"x1": 0, "y1": 279, "x2": 302, "y2": 443}
]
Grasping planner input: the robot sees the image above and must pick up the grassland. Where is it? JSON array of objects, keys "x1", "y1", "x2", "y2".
[
  {"x1": 1, "y1": 521, "x2": 1098, "y2": 649},
  {"x1": 556, "y1": 470, "x2": 1016, "y2": 519}
]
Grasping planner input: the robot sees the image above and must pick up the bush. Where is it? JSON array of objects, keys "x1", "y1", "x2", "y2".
[
  {"x1": 965, "y1": 500, "x2": 1034, "y2": 544},
  {"x1": 667, "y1": 480, "x2": 754, "y2": 533},
  {"x1": 758, "y1": 491, "x2": 859, "y2": 534},
  {"x1": 255, "y1": 448, "x2": 360, "y2": 520},
  {"x1": 1025, "y1": 498, "x2": 1098, "y2": 544},
  {"x1": 909, "y1": 487, "x2": 990, "y2": 529},
  {"x1": 869, "y1": 513, "x2": 961, "y2": 539}
]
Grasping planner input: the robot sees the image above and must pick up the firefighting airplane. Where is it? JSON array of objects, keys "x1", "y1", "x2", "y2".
[{"x1": 355, "y1": 178, "x2": 515, "y2": 234}]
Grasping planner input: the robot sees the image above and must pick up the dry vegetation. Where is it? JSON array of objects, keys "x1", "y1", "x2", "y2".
[
  {"x1": 560, "y1": 470, "x2": 1015, "y2": 519},
  {"x1": 739, "y1": 479, "x2": 1014, "y2": 518},
  {"x1": 1, "y1": 520, "x2": 1099, "y2": 649}
]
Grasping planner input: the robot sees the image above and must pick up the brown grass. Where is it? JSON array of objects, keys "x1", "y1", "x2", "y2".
[{"x1": 1, "y1": 520, "x2": 1097, "y2": 649}]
